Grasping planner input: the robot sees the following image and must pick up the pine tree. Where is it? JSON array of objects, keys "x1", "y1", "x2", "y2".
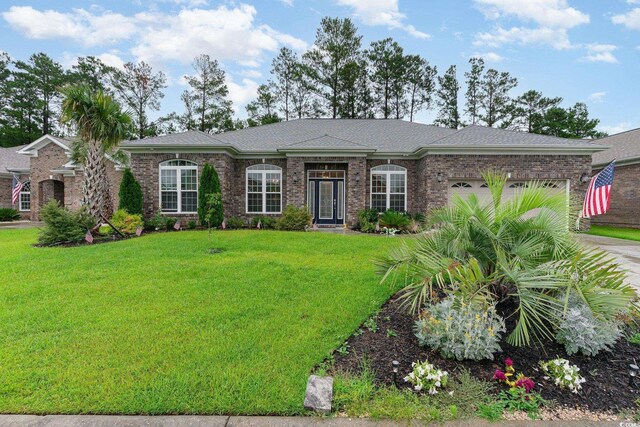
[
  {"x1": 198, "y1": 162, "x2": 221, "y2": 225},
  {"x1": 118, "y1": 168, "x2": 143, "y2": 215},
  {"x1": 434, "y1": 65, "x2": 461, "y2": 129},
  {"x1": 478, "y1": 68, "x2": 517, "y2": 127},
  {"x1": 464, "y1": 57, "x2": 485, "y2": 125}
]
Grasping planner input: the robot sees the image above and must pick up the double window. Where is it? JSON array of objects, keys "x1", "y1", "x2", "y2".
[
  {"x1": 370, "y1": 165, "x2": 406, "y2": 213},
  {"x1": 246, "y1": 164, "x2": 282, "y2": 214},
  {"x1": 19, "y1": 180, "x2": 30, "y2": 212},
  {"x1": 159, "y1": 160, "x2": 198, "y2": 213}
]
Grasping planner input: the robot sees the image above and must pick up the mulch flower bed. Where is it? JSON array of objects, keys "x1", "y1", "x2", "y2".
[{"x1": 332, "y1": 294, "x2": 640, "y2": 413}]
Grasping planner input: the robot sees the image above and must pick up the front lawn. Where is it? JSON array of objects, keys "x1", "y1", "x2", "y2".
[
  {"x1": 588, "y1": 225, "x2": 640, "y2": 242},
  {"x1": 0, "y1": 229, "x2": 397, "y2": 414}
]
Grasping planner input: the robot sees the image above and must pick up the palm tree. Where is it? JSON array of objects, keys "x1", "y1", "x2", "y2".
[
  {"x1": 378, "y1": 171, "x2": 635, "y2": 347},
  {"x1": 60, "y1": 85, "x2": 132, "y2": 221}
]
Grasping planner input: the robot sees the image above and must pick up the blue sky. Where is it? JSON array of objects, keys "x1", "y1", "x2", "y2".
[{"x1": 1, "y1": 0, "x2": 639, "y2": 133}]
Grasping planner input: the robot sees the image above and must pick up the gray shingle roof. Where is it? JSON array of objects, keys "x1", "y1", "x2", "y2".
[
  {"x1": 592, "y1": 128, "x2": 640, "y2": 166},
  {"x1": 121, "y1": 119, "x2": 607, "y2": 154},
  {"x1": 429, "y1": 125, "x2": 606, "y2": 149},
  {"x1": 0, "y1": 145, "x2": 29, "y2": 174}
]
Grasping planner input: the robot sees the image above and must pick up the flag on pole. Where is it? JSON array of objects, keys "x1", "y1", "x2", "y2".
[
  {"x1": 312, "y1": 221, "x2": 318, "y2": 231},
  {"x1": 257, "y1": 219, "x2": 261, "y2": 229},
  {"x1": 174, "y1": 220, "x2": 181, "y2": 230},
  {"x1": 582, "y1": 160, "x2": 615, "y2": 218},
  {"x1": 375, "y1": 221, "x2": 380, "y2": 232},
  {"x1": 135, "y1": 226, "x2": 143, "y2": 236},
  {"x1": 221, "y1": 218, "x2": 226, "y2": 230},
  {"x1": 11, "y1": 175, "x2": 24, "y2": 206},
  {"x1": 85, "y1": 230, "x2": 94, "y2": 244}
]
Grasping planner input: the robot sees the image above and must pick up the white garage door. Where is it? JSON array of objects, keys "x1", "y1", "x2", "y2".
[{"x1": 448, "y1": 180, "x2": 568, "y2": 211}]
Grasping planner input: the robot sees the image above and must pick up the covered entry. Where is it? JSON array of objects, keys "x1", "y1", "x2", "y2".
[{"x1": 307, "y1": 170, "x2": 345, "y2": 225}]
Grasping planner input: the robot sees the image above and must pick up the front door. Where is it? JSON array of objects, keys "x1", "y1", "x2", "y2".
[{"x1": 308, "y1": 179, "x2": 344, "y2": 225}]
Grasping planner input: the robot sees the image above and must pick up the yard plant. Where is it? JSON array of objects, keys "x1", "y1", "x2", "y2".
[
  {"x1": 378, "y1": 171, "x2": 636, "y2": 348},
  {"x1": 0, "y1": 228, "x2": 396, "y2": 414}
]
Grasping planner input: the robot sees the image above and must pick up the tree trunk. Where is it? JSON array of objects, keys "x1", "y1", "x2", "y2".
[{"x1": 82, "y1": 139, "x2": 105, "y2": 221}]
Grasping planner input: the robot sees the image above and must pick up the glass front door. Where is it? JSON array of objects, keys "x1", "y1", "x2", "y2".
[{"x1": 308, "y1": 178, "x2": 344, "y2": 225}]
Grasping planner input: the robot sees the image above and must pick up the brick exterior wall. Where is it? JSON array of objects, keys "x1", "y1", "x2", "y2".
[
  {"x1": 130, "y1": 152, "x2": 592, "y2": 227},
  {"x1": 0, "y1": 173, "x2": 31, "y2": 220},
  {"x1": 591, "y1": 163, "x2": 640, "y2": 229}
]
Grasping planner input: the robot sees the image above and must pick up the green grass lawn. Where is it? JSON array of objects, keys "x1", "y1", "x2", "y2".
[
  {"x1": 0, "y1": 229, "x2": 399, "y2": 415},
  {"x1": 588, "y1": 225, "x2": 640, "y2": 242}
]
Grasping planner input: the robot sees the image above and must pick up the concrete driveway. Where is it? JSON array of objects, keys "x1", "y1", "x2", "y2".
[{"x1": 578, "y1": 234, "x2": 640, "y2": 292}]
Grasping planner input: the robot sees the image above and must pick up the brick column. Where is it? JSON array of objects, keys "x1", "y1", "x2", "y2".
[
  {"x1": 286, "y1": 157, "x2": 305, "y2": 208},
  {"x1": 346, "y1": 158, "x2": 366, "y2": 226}
]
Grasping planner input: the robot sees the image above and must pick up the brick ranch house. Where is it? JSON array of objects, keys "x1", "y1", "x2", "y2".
[
  {"x1": 119, "y1": 119, "x2": 605, "y2": 226},
  {"x1": 0, "y1": 135, "x2": 124, "y2": 220},
  {"x1": 1, "y1": 119, "x2": 608, "y2": 224},
  {"x1": 592, "y1": 128, "x2": 640, "y2": 229}
]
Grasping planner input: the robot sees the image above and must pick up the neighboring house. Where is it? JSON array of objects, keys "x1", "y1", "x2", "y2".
[
  {"x1": 0, "y1": 135, "x2": 124, "y2": 220},
  {"x1": 592, "y1": 128, "x2": 640, "y2": 229},
  {"x1": 120, "y1": 119, "x2": 605, "y2": 226}
]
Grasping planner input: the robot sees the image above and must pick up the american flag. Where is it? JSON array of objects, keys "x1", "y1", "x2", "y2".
[
  {"x1": 85, "y1": 230, "x2": 94, "y2": 244},
  {"x1": 221, "y1": 219, "x2": 226, "y2": 230},
  {"x1": 11, "y1": 175, "x2": 24, "y2": 205},
  {"x1": 257, "y1": 219, "x2": 261, "y2": 229},
  {"x1": 582, "y1": 160, "x2": 615, "y2": 218}
]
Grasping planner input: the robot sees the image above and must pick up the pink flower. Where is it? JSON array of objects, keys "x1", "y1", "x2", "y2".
[
  {"x1": 493, "y1": 369, "x2": 507, "y2": 381},
  {"x1": 504, "y1": 358, "x2": 513, "y2": 367},
  {"x1": 515, "y1": 376, "x2": 535, "y2": 393}
]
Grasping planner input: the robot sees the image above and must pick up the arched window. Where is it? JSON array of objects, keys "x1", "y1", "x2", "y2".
[
  {"x1": 19, "y1": 180, "x2": 31, "y2": 212},
  {"x1": 451, "y1": 182, "x2": 473, "y2": 188},
  {"x1": 246, "y1": 164, "x2": 282, "y2": 214},
  {"x1": 370, "y1": 164, "x2": 406, "y2": 213},
  {"x1": 159, "y1": 159, "x2": 197, "y2": 213}
]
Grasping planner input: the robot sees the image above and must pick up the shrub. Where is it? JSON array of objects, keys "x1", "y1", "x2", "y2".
[
  {"x1": 109, "y1": 209, "x2": 143, "y2": 234},
  {"x1": 555, "y1": 294, "x2": 622, "y2": 356},
  {"x1": 37, "y1": 201, "x2": 97, "y2": 245},
  {"x1": 415, "y1": 296, "x2": 506, "y2": 361},
  {"x1": 403, "y1": 360, "x2": 448, "y2": 394},
  {"x1": 251, "y1": 216, "x2": 276, "y2": 229},
  {"x1": 540, "y1": 358, "x2": 585, "y2": 393},
  {"x1": 145, "y1": 212, "x2": 176, "y2": 231},
  {"x1": 118, "y1": 169, "x2": 143, "y2": 215},
  {"x1": 198, "y1": 162, "x2": 221, "y2": 225},
  {"x1": 275, "y1": 205, "x2": 311, "y2": 231},
  {"x1": 356, "y1": 209, "x2": 379, "y2": 233},
  {"x1": 203, "y1": 193, "x2": 224, "y2": 228},
  {"x1": 0, "y1": 208, "x2": 20, "y2": 221},
  {"x1": 226, "y1": 216, "x2": 246, "y2": 229},
  {"x1": 187, "y1": 220, "x2": 197, "y2": 230},
  {"x1": 165, "y1": 216, "x2": 177, "y2": 230},
  {"x1": 379, "y1": 210, "x2": 410, "y2": 231}
]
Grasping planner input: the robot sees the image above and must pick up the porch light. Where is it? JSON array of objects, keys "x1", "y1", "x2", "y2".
[
  {"x1": 436, "y1": 173, "x2": 443, "y2": 183},
  {"x1": 629, "y1": 363, "x2": 639, "y2": 387},
  {"x1": 355, "y1": 171, "x2": 360, "y2": 183},
  {"x1": 293, "y1": 171, "x2": 298, "y2": 183},
  {"x1": 580, "y1": 173, "x2": 591, "y2": 184},
  {"x1": 392, "y1": 360, "x2": 400, "y2": 385}
]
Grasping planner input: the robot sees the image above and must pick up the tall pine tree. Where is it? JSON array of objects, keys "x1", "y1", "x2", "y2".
[{"x1": 434, "y1": 65, "x2": 461, "y2": 129}]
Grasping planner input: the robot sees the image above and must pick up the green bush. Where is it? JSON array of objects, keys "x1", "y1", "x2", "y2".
[
  {"x1": 379, "y1": 210, "x2": 411, "y2": 231},
  {"x1": 187, "y1": 220, "x2": 197, "y2": 230},
  {"x1": 109, "y1": 209, "x2": 143, "y2": 234},
  {"x1": 118, "y1": 169, "x2": 143, "y2": 215},
  {"x1": 37, "y1": 201, "x2": 97, "y2": 245},
  {"x1": 145, "y1": 211, "x2": 176, "y2": 231},
  {"x1": 0, "y1": 208, "x2": 20, "y2": 221},
  {"x1": 275, "y1": 205, "x2": 311, "y2": 231},
  {"x1": 226, "y1": 216, "x2": 246, "y2": 229},
  {"x1": 251, "y1": 216, "x2": 276, "y2": 229},
  {"x1": 203, "y1": 193, "x2": 224, "y2": 228},
  {"x1": 555, "y1": 294, "x2": 622, "y2": 356},
  {"x1": 198, "y1": 162, "x2": 221, "y2": 225},
  {"x1": 357, "y1": 209, "x2": 379, "y2": 233},
  {"x1": 415, "y1": 296, "x2": 506, "y2": 361}
]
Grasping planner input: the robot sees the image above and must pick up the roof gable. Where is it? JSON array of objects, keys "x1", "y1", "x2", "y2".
[
  {"x1": 280, "y1": 134, "x2": 374, "y2": 152},
  {"x1": 592, "y1": 128, "x2": 640, "y2": 166},
  {"x1": 18, "y1": 134, "x2": 71, "y2": 157}
]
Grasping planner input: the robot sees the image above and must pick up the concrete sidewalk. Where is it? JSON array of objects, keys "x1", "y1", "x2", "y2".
[
  {"x1": 578, "y1": 233, "x2": 640, "y2": 292},
  {"x1": 0, "y1": 416, "x2": 622, "y2": 427}
]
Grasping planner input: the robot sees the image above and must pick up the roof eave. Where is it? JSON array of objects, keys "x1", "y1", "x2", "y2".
[
  {"x1": 121, "y1": 144, "x2": 240, "y2": 155},
  {"x1": 593, "y1": 156, "x2": 640, "y2": 168},
  {"x1": 415, "y1": 145, "x2": 607, "y2": 156}
]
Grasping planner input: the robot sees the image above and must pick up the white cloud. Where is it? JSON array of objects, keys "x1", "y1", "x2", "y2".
[
  {"x1": 599, "y1": 122, "x2": 633, "y2": 135},
  {"x1": 241, "y1": 69, "x2": 263, "y2": 78},
  {"x1": 226, "y1": 77, "x2": 260, "y2": 115},
  {"x1": 473, "y1": 51, "x2": 504, "y2": 62},
  {"x1": 472, "y1": 0, "x2": 589, "y2": 50},
  {"x1": 588, "y1": 91, "x2": 607, "y2": 103},
  {"x1": 581, "y1": 44, "x2": 618, "y2": 64},
  {"x1": 96, "y1": 52, "x2": 126, "y2": 70},
  {"x1": 280, "y1": 0, "x2": 294, "y2": 6},
  {"x1": 335, "y1": 0, "x2": 430, "y2": 39},
  {"x1": 2, "y1": 4, "x2": 307, "y2": 67},
  {"x1": 2, "y1": 6, "x2": 137, "y2": 46},
  {"x1": 612, "y1": 8, "x2": 640, "y2": 30}
]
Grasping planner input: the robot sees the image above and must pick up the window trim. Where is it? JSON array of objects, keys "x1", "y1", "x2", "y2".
[
  {"x1": 18, "y1": 180, "x2": 30, "y2": 212},
  {"x1": 370, "y1": 164, "x2": 407, "y2": 212},
  {"x1": 451, "y1": 182, "x2": 473, "y2": 188},
  {"x1": 245, "y1": 164, "x2": 282, "y2": 214},
  {"x1": 158, "y1": 160, "x2": 198, "y2": 214}
]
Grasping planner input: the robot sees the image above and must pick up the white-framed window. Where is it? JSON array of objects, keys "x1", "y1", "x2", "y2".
[
  {"x1": 370, "y1": 164, "x2": 407, "y2": 213},
  {"x1": 246, "y1": 164, "x2": 282, "y2": 214},
  {"x1": 19, "y1": 180, "x2": 31, "y2": 212},
  {"x1": 159, "y1": 160, "x2": 198, "y2": 213},
  {"x1": 451, "y1": 182, "x2": 473, "y2": 188}
]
